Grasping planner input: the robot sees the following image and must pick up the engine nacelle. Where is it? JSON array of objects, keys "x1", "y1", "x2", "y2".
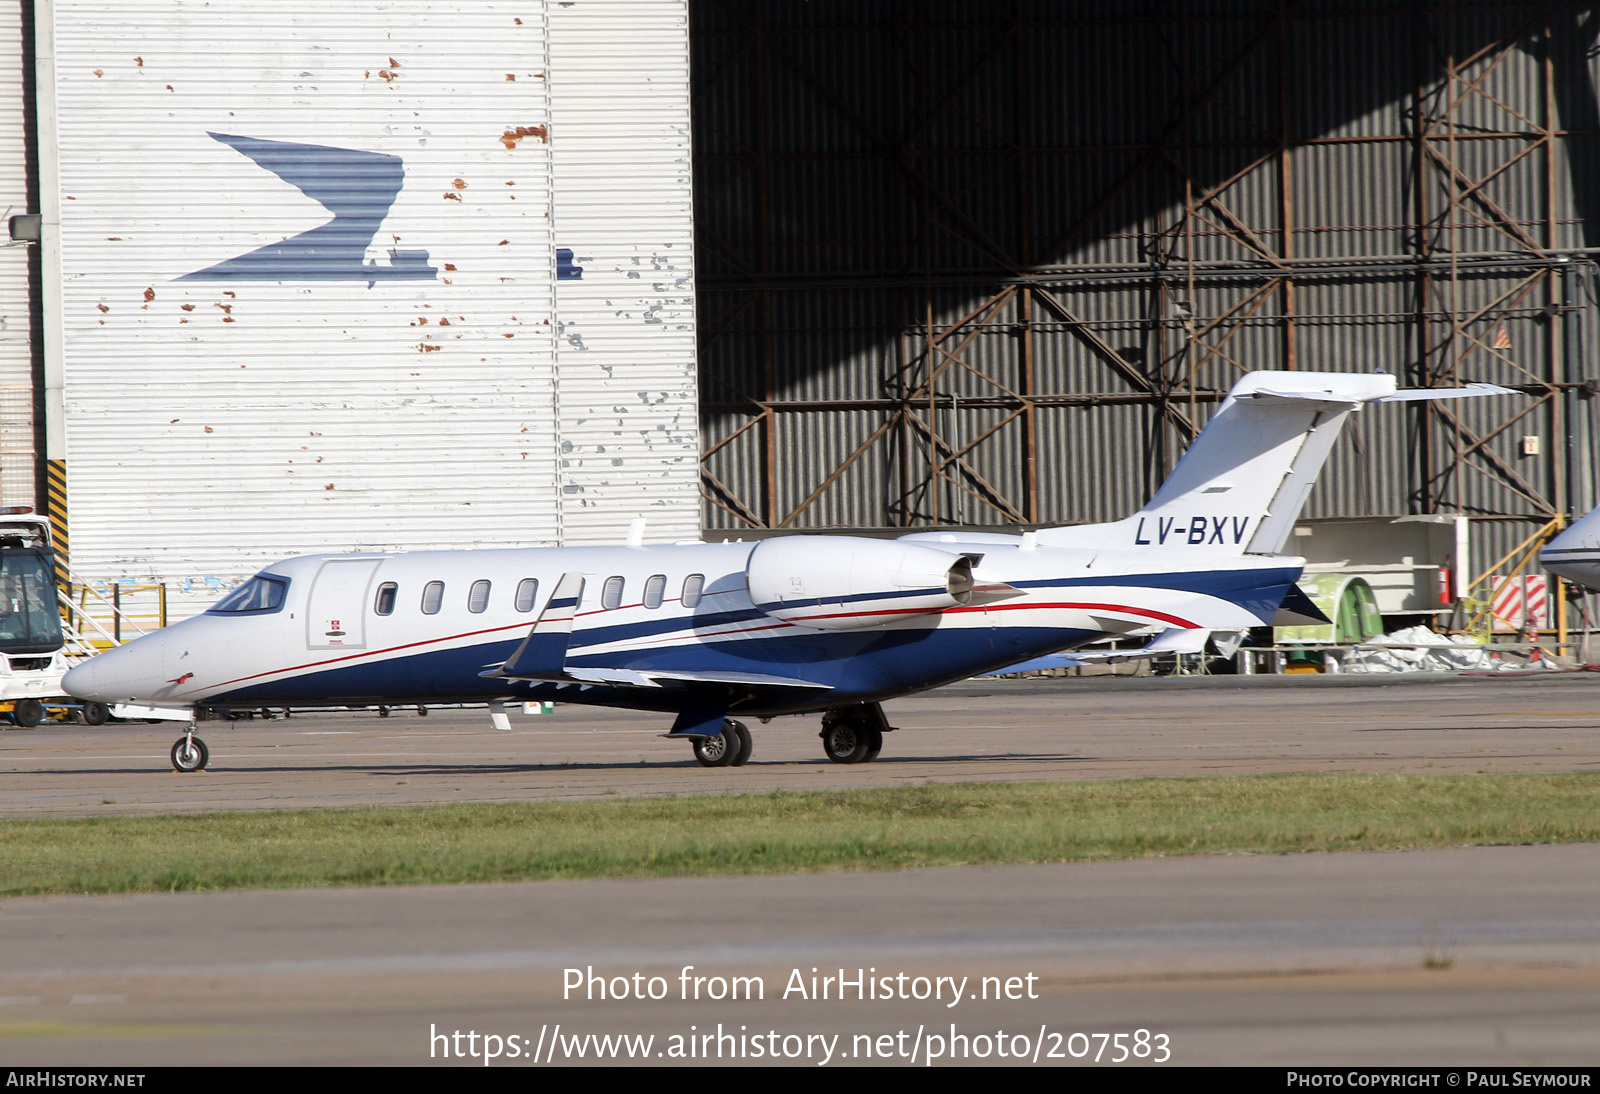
[{"x1": 746, "y1": 536, "x2": 973, "y2": 630}]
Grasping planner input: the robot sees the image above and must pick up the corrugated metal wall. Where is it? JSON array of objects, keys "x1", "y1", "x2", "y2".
[
  {"x1": 0, "y1": 3, "x2": 34, "y2": 508},
  {"x1": 692, "y1": 0, "x2": 1600, "y2": 604},
  {"x1": 41, "y1": 0, "x2": 698, "y2": 616},
  {"x1": 550, "y1": 0, "x2": 699, "y2": 544}
]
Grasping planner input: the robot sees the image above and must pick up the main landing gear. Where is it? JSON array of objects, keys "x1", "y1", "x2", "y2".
[
  {"x1": 819, "y1": 703, "x2": 893, "y2": 764},
  {"x1": 171, "y1": 728, "x2": 209, "y2": 772},
  {"x1": 670, "y1": 703, "x2": 894, "y2": 768},
  {"x1": 690, "y1": 719, "x2": 752, "y2": 768}
]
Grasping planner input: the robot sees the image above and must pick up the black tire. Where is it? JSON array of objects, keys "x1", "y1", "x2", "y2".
[
  {"x1": 82, "y1": 701, "x2": 111, "y2": 726},
  {"x1": 171, "y1": 735, "x2": 209, "y2": 772},
  {"x1": 821, "y1": 718, "x2": 872, "y2": 764},
  {"x1": 12, "y1": 699, "x2": 43, "y2": 728},
  {"x1": 862, "y1": 726, "x2": 883, "y2": 763},
  {"x1": 692, "y1": 730, "x2": 737, "y2": 768},
  {"x1": 727, "y1": 719, "x2": 753, "y2": 767}
]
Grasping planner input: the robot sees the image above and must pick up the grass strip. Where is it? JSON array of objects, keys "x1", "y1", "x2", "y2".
[{"x1": 3, "y1": 772, "x2": 1598, "y2": 896}]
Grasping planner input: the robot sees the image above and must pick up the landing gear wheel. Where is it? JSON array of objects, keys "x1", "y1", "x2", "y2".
[
  {"x1": 692, "y1": 730, "x2": 736, "y2": 768},
  {"x1": 862, "y1": 727, "x2": 883, "y2": 763},
  {"x1": 11, "y1": 699, "x2": 43, "y2": 728},
  {"x1": 82, "y1": 701, "x2": 111, "y2": 727},
  {"x1": 821, "y1": 718, "x2": 875, "y2": 764},
  {"x1": 726, "y1": 719, "x2": 753, "y2": 766},
  {"x1": 820, "y1": 704, "x2": 892, "y2": 764},
  {"x1": 171, "y1": 735, "x2": 209, "y2": 772}
]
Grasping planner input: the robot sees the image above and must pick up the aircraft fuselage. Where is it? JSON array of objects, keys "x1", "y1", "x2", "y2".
[{"x1": 63, "y1": 535, "x2": 1298, "y2": 719}]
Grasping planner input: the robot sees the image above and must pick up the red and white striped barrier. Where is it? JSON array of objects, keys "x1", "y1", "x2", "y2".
[{"x1": 1489, "y1": 574, "x2": 1548, "y2": 631}]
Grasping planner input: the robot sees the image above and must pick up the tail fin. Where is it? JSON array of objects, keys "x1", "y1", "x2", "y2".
[{"x1": 1037, "y1": 370, "x2": 1511, "y2": 557}]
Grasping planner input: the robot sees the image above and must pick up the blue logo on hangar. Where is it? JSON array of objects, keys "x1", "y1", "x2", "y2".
[
  {"x1": 182, "y1": 133, "x2": 436, "y2": 283},
  {"x1": 182, "y1": 132, "x2": 581, "y2": 285}
]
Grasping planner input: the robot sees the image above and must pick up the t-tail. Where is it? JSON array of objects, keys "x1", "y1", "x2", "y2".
[{"x1": 1037, "y1": 370, "x2": 1512, "y2": 558}]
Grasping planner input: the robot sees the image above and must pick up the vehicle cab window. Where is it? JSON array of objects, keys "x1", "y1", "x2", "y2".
[{"x1": 0, "y1": 547, "x2": 64, "y2": 652}]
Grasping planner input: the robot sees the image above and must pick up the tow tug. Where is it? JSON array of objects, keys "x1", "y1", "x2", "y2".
[{"x1": 0, "y1": 508, "x2": 90, "y2": 726}]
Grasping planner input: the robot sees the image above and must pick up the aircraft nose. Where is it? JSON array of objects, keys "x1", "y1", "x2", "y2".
[
  {"x1": 60, "y1": 658, "x2": 97, "y2": 699},
  {"x1": 62, "y1": 639, "x2": 169, "y2": 702}
]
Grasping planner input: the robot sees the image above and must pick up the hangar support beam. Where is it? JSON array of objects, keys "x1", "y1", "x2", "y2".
[{"x1": 693, "y1": 1, "x2": 1600, "y2": 641}]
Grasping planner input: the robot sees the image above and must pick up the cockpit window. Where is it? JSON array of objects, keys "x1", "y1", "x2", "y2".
[{"x1": 208, "y1": 575, "x2": 288, "y2": 615}]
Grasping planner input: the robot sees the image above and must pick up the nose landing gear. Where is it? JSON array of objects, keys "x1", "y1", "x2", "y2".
[{"x1": 171, "y1": 728, "x2": 208, "y2": 772}]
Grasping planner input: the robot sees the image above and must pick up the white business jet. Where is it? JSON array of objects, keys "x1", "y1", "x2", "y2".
[
  {"x1": 1540, "y1": 505, "x2": 1600, "y2": 590},
  {"x1": 63, "y1": 370, "x2": 1509, "y2": 772}
]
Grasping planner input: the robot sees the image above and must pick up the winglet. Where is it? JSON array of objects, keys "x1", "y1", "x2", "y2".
[{"x1": 484, "y1": 571, "x2": 585, "y2": 679}]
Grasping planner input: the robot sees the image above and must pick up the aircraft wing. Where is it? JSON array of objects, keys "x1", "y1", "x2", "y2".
[
  {"x1": 479, "y1": 576, "x2": 833, "y2": 691},
  {"x1": 638, "y1": 669, "x2": 833, "y2": 689},
  {"x1": 981, "y1": 626, "x2": 1211, "y2": 674},
  {"x1": 487, "y1": 664, "x2": 832, "y2": 690}
]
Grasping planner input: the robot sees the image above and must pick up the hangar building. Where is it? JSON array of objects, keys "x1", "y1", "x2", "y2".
[
  {"x1": 0, "y1": 1, "x2": 1595, "y2": 648},
  {"x1": 690, "y1": 0, "x2": 1600, "y2": 648}
]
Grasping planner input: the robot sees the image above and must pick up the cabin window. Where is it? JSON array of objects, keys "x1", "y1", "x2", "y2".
[
  {"x1": 421, "y1": 581, "x2": 444, "y2": 615},
  {"x1": 209, "y1": 575, "x2": 288, "y2": 615},
  {"x1": 468, "y1": 579, "x2": 491, "y2": 614},
  {"x1": 643, "y1": 574, "x2": 667, "y2": 609},
  {"x1": 515, "y1": 578, "x2": 539, "y2": 613},
  {"x1": 601, "y1": 576, "x2": 624, "y2": 611},
  {"x1": 682, "y1": 573, "x2": 704, "y2": 609},
  {"x1": 374, "y1": 582, "x2": 397, "y2": 616}
]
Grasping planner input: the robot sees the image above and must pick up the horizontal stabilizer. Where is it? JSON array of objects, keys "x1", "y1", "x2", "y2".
[
  {"x1": 1240, "y1": 381, "x2": 1513, "y2": 407},
  {"x1": 1376, "y1": 382, "x2": 1517, "y2": 402},
  {"x1": 1236, "y1": 389, "x2": 1379, "y2": 408}
]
